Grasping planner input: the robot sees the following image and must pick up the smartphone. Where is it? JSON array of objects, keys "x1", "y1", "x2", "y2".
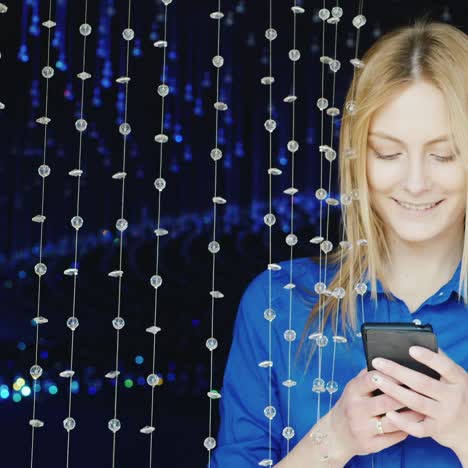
[{"x1": 361, "y1": 321, "x2": 440, "y2": 414}]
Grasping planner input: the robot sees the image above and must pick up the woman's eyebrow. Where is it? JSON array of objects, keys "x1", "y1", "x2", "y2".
[{"x1": 368, "y1": 131, "x2": 450, "y2": 145}]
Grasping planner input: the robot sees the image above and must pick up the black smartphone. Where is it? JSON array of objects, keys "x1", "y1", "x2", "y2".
[{"x1": 361, "y1": 321, "x2": 440, "y2": 414}]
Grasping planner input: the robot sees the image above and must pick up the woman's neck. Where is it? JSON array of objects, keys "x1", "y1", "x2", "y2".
[{"x1": 383, "y1": 226, "x2": 464, "y2": 290}]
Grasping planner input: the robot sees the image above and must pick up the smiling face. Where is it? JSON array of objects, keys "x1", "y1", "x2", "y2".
[{"x1": 366, "y1": 80, "x2": 466, "y2": 245}]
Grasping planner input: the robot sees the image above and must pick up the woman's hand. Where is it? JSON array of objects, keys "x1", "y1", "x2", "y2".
[
  {"x1": 371, "y1": 346, "x2": 468, "y2": 454},
  {"x1": 321, "y1": 367, "x2": 426, "y2": 463}
]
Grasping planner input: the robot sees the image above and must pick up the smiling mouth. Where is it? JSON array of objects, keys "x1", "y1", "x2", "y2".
[{"x1": 391, "y1": 198, "x2": 444, "y2": 210}]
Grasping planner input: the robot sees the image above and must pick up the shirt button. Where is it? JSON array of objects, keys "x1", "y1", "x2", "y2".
[{"x1": 439, "y1": 292, "x2": 444, "y2": 296}]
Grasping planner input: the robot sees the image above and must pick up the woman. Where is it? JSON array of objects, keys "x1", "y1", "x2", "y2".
[{"x1": 210, "y1": 19, "x2": 468, "y2": 467}]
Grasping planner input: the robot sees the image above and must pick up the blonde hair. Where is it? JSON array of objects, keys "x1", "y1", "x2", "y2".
[{"x1": 295, "y1": 18, "x2": 468, "y2": 372}]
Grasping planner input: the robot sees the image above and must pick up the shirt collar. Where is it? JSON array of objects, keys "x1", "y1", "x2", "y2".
[{"x1": 367, "y1": 260, "x2": 467, "y2": 301}]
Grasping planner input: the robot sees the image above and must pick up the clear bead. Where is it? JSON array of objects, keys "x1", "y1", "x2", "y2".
[
  {"x1": 318, "y1": 8, "x2": 330, "y2": 20},
  {"x1": 314, "y1": 282, "x2": 326, "y2": 294},
  {"x1": 320, "y1": 240, "x2": 333, "y2": 254},
  {"x1": 0, "y1": 3, "x2": 8, "y2": 13},
  {"x1": 345, "y1": 148, "x2": 357, "y2": 160},
  {"x1": 264, "y1": 213, "x2": 276, "y2": 227},
  {"x1": 116, "y1": 218, "x2": 128, "y2": 231},
  {"x1": 212, "y1": 55, "x2": 224, "y2": 68},
  {"x1": 333, "y1": 335, "x2": 348, "y2": 343},
  {"x1": 265, "y1": 28, "x2": 277, "y2": 41},
  {"x1": 204, "y1": 437, "x2": 216, "y2": 450},
  {"x1": 112, "y1": 317, "x2": 125, "y2": 330},
  {"x1": 310, "y1": 236, "x2": 324, "y2": 244},
  {"x1": 71, "y1": 216, "x2": 83, "y2": 230},
  {"x1": 207, "y1": 390, "x2": 221, "y2": 399},
  {"x1": 282, "y1": 379, "x2": 297, "y2": 388},
  {"x1": 264, "y1": 406, "x2": 276, "y2": 420},
  {"x1": 63, "y1": 417, "x2": 76, "y2": 431},
  {"x1": 340, "y1": 240, "x2": 353, "y2": 250},
  {"x1": 352, "y1": 14, "x2": 367, "y2": 29},
  {"x1": 355, "y1": 282, "x2": 368, "y2": 295},
  {"x1": 326, "y1": 380, "x2": 339, "y2": 394},
  {"x1": 150, "y1": 275, "x2": 163, "y2": 289},
  {"x1": 316, "y1": 335, "x2": 328, "y2": 347},
  {"x1": 208, "y1": 241, "x2": 220, "y2": 253},
  {"x1": 38, "y1": 164, "x2": 50, "y2": 178},
  {"x1": 329, "y1": 60, "x2": 341, "y2": 72},
  {"x1": 154, "y1": 178, "x2": 166, "y2": 191},
  {"x1": 351, "y1": 189, "x2": 359, "y2": 200},
  {"x1": 119, "y1": 123, "x2": 131, "y2": 135},
  {"x1": 331, "y1": 7, "x2": 343, "y2": 18},
  {"x1": 140, "y1": 426, "x2": 155, "y2": 434},
  {"x1": 29, "y1": 419, "x2": 45, "y2": 428},
  {"x1": 287, "y1": 140, "x2": 299, "y2": 153},
  {"x1": 340, "y1": 194, "x2": 353, "y2": 206},
  {"x1": 264, "y1": 119, "x2": 276, "y2": 133},
  {"x1": 258, "y1": 459, "x2": 273, "y2": 467},
  {"x1": 291, "y1": 6, "x2": 305, "y2": 14},
  {"x1": 350, "y1": 58, "x2": 365, "y2": 69},
  {"x1": 210, "y1": 148, "x2": 223, "y2": 161},
  {"x1": 206, "y1": 337, "x2": 218, "y2": 351},
  {"x1": 327, "y1": 198, "x2": 340, "y2": 206},
  {"x1": 79, "y1": 23, "x2": 92, "y2": 36},
  {"x1": 210, "y1": 11, "x2": 223, "y2": 20},
  {"x1": 332, "y1": 287, "x2": 346, "y2": 299},
  {"x1": 289, "y1": 49, "x2": 301, "y2": 61},
  {"x1": 158, "y1": 84, "x2": 169, "y2": 97},
  {"x1": 108, "y1": 419, "x2": 121, "y2": 433},
  {"x1": 42, "y1": 66, "x2": 54, "y2": 79},
  {"x1": 325, "y1": 148, "x2": 336, "y2": 162},
  {"x1": 345, "y1": 101, "x2": 358, "y2": 115},
  {"x1": 319, "y1": 55, "x2": 332, "y2": 64},
  {"x1": 357, "y1": 239, "x2": 368, "y2": 247},
  {"x1": 122, "y1": 28, "x2": 134, "y2": 41},
  {"x1": 214, "y1": 102, "x2": 228, "y2": 111},
  {"x1": 77, "y1": 72, "x2": 91, "y2": 80},
  {"x1": 30, "y1": 365, "x2": 43, "y2": 380},
  {"x1": 282, "y1": 426, "x2": 295, "y2": 440},
  {"x1": 34, "y1": 263, "x2": 47, "y2": 276},
  {"x1": 42, "y1": 20, "x2": 56, "y2": 28},
  {"x1": 264, "y1": 308, "x2": 276, "y2": 321},
  {"x1": 147, "y1": 374, "x2": 160, "y2": 387},
  {"x1": 315, "y1": 188, "x2": 327, "y2": 200},
  {"x1": 312, "y1": 377, "x2": 326, "y2": 393},
  {"x1": 162, "y1": 0, "x2": 173, "y2": 5},
  {"x1": 260, "y1": 76, "x2": 275, "y2": 85},
  {"x1": 154, "y1": 134, "x2": 169, "y2": 144},
  {"x1": 284, "y1": 329, "x2": 296, "y2": 342},
  {"x1": 285, "y1": 234, "x2": 298, "y2": 246},
  {"x1": 75, "y1": 119, "x2": 87, "y2": 132},
  {"x1": 258, "y1": 360, "x2": 273, "y2": 368},
  {"x1": 317, "y1": 97, "x2": 328, "y2": 111},
  {"x1": 67, "y1": 317, "x2": 79, "y2": 331},
  {"x1": 326, "y1": 107, "x2": 340, "y2": 117}
]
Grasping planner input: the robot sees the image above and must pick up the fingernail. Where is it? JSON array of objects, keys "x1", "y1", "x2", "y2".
[
  {"x1": 371, "y1": 374, "x2": 382, "y2": 384},
  {"x1": 372, "y1": 358, "x2": 385, "y2": 368}
]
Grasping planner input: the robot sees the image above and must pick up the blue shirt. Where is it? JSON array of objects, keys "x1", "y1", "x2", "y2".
[{"x1": 210, "y1": 256, "x2": 468, "y2": 467}]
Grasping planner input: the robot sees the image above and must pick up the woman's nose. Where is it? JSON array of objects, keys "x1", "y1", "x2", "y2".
[{"x1": 402, "y1": 155, "x2": 432, "y2": 193}]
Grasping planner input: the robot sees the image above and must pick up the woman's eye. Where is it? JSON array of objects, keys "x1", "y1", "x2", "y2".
[
  {"x1": 431, "y1": 154, "x2": 456, "y2": 162},
  {"x1": 373, "y1": 151, "x2": 455, "y2": 162},
  {"x1": 373, "y1": 151, "x2": 400, "y2": 159}
]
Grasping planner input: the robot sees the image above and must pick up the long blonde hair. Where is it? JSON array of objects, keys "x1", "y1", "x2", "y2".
[{"x1": 295, "y1": 18, "x2": 468, "y2": 372}]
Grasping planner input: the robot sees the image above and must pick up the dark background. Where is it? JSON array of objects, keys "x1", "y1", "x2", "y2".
[{"x1": 0, "y1": 0, "x2": 466, "y2": 466}]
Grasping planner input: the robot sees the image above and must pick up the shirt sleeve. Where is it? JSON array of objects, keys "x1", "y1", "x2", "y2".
[{"x1": 210, "y1": 270, "x2": 284, "y2": 467}]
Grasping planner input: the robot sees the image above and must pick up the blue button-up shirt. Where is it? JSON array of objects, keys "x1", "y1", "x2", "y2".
[{"x1": 210, "y1": 256, "x2": 468, "y2": 467}]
